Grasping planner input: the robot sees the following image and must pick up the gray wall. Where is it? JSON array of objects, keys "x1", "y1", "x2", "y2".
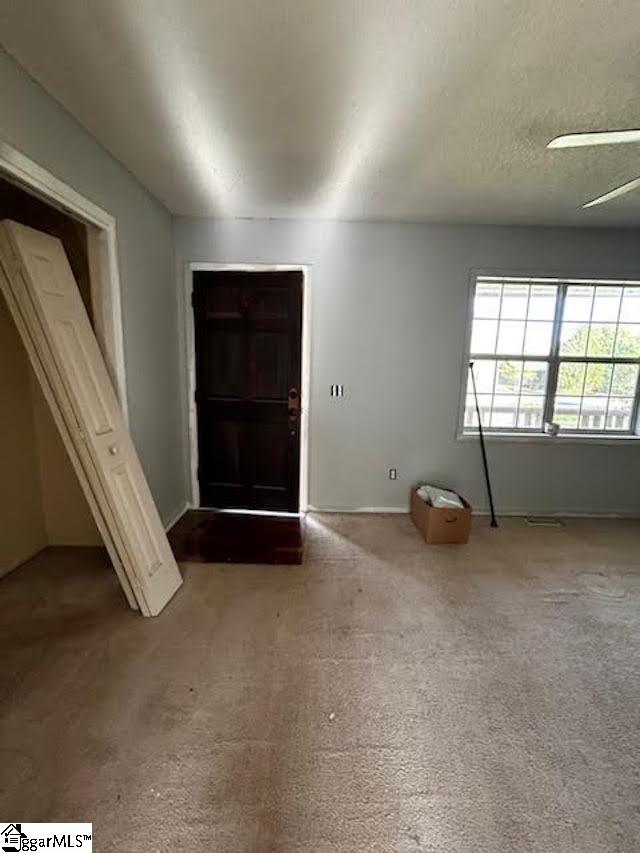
[
  {"x1": 4, "y1": 41, "x2": 638, "y2": 518},
  {"x1": 0, "y1": 48, "x2": 183, "y2": 521},
  {"x1": 175, "y1": 217, "x2": 640, "y2": 515}
]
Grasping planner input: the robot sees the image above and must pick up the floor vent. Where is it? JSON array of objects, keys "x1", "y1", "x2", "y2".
[{"x1": 525, "y1": 516, "x2": 564, "y2": 527}]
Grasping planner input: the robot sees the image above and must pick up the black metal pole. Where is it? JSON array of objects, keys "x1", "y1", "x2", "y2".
[{"x1": 469, "y1": 361, "x2": 498, "y2": 528}]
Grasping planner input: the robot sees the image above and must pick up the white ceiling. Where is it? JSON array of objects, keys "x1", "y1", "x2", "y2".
[{"x1": 3, "y1": 0, "x2": 640, "y2": 225}]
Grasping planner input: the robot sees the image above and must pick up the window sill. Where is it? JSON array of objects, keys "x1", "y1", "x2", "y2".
[{"x1": 457, "y1": 431, "x2": 640, "y2": 446}]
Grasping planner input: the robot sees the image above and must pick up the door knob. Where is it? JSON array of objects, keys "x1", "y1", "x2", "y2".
[{"x1": 288, "y1": 388, "x2": 300, "y2": 422}]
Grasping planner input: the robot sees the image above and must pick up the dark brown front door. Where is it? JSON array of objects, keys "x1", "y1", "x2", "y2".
[{"x1": 193, "y1": 270, "x2": 303, "y2": 512}]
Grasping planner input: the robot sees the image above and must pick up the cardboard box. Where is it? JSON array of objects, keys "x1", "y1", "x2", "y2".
[{"x1": 410, "y1": 488, "x2": 472, "y2": 545}]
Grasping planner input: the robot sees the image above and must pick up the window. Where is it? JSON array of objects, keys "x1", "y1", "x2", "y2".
[{"x1": 462, "y1": 276, "x2": 640, "y2": 437}]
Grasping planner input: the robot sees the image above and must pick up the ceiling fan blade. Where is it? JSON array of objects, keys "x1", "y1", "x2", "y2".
[
  {"x1": 583, "y1": 176, "x2": 640, "y2": 208},
  {"x1": 548, "y1": 129, "x2": 640, "y2": 149}
]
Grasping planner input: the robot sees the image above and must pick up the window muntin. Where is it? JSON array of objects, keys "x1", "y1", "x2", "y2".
[{"x1": 463, "y1": 277, "x2": 640, "y2": 436}]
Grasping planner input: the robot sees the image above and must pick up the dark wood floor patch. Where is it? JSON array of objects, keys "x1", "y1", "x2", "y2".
[{"x1": 168, "y1": 509, "x2": 304, "y2": 565}]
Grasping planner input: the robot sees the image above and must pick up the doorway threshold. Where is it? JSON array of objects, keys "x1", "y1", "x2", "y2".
[
  {"x1": 204, "y1": 507, "x2": 301, "y2": 519},
  {"x1": 168, "y1": 509, "x2": 304, "y2": 565}
]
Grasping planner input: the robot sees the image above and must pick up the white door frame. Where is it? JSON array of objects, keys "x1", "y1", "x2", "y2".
[
  {"x1": 182, "y1": 263, "x2": 311, "y2": 513},
  {"x1": 0, "y1": 141, "x2": 128, "y2": 421}
]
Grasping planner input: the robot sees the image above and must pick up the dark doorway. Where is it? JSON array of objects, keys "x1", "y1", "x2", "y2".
[
  {"x1": 192, "y1": 270, "x2": 303, "y2": 513},
  {"x1": 0, "y1": 176, "x2": 92, "y2": 321}
]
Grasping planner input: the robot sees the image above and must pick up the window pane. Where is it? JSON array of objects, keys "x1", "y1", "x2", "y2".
[
  {"x1": 495, "y1": 360, "x2": 522, "y2": 393},
  {"x1": 469, "y1": 360, "x2": 496, "y2": 393},
  {"x1": 614, "y1": 324, "x2": 640, "y2": 357},
  {"x1": 555, "y1": 362, "x2": 636, "y2": 433},
  {"x1": 528, "y1": 285, "x2": 557, "y2": 320},
  {"x1": 592, "y1": 286, "x2": 622, "y2": 322},
  {"x1": 578, "y1": 397, "x2": 607, "y2": 430},
  {"x1": 564, "y1": 286, "x2": 594, "y2": 321},
  {"x1": 471, "y1": 319, "x2": 498, "y2": 353},
  {"x1": 491, "y1": 395, "x2": 518, "y2": 428},
  {"x1": 464, "y1": 395, "x2": 478, "y2": 427},
  {"x1": 474, "y1": 282, "x2": 502, "y2": 318},
  {"x1": 465, "y1": 394, "x2": 492, "y2": 427},
  {"x1": 521, "y1": 361, "x2": 547, "y2": 394},
  {"x1": 584, "y1": 363, "x2": 612, "y2": 396},
  {"x1": 606, "y1": 398, "x2": 634, "y2": 430},
  {"x1": 501, "y1": 284, "x2": 529, "y2": 319},
  {"x1": 586, "y1": 324, "x2": 616, "y2": 357},
  {"x1": 554, "y1": 396, "x2": 579, "y2": 429},
  {"x1": 557, "y1": 362, "x2": 585, "y2": 396},
  {"x1": 620, "y1": 287, "x2": 640, "y2": 322},
  {"x1": 523, "y1": 320, "x2": 553, "y2": 355},
  {"x1": 517, "y1": 396, "x2": 544, "y2": 428},
  {"x1": 497, "y1": 320, "x2": 525, "y2": 354},
  {"x1": 611, "y1": 364, "x2": 638, "y2": 396},
  {"x1": 559, "y1": 322, "x2": 588, "y2": 356}
]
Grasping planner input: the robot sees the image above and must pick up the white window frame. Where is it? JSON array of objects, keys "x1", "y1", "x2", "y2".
[{"x1": 458, "y1": 274, "x2": 640, "y2": 443}]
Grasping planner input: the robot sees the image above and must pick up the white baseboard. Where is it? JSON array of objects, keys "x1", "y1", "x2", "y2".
[
  {"x1": 163, "y1": 501, "x2": 190, "y2": 531},
  {"x1": 308, "y1": 505, "x2": 408, "y2": 514},
  {"x1": 308, "y1": 505, "x2": 639, "y2": 520},
  {"x1": 475, "y1": 508, "x2": 640, "y2": 519}
]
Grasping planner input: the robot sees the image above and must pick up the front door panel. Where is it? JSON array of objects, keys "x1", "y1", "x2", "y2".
[{"x1": 193, "y1": 271, "x2": 303, "y2": 512}]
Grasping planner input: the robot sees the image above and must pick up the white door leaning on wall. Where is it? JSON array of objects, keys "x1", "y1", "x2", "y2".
[{"x1": 0, "y1": 220, "x2": 182, "y2": 616}]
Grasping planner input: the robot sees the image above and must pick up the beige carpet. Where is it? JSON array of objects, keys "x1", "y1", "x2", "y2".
[{"x1": 1, "y1": 514, "x2": 639, "y2": 851}]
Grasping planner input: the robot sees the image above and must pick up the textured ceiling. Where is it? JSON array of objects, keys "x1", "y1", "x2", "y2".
[{"x1": 2, "y1": 0, "x2": 640, "y2": 225}]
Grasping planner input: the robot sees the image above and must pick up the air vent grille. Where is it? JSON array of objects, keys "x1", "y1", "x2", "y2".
[{"x1": 525, "y1": 516, "x2": 564, "y2": 527}]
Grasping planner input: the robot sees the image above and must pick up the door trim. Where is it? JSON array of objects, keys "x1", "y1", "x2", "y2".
[
  {"x1": 0, "y1": 141, "x2": 128, "y2": 422},
  {"x1": 182, "y1": 263, "x2": 311, "y2": 513}
]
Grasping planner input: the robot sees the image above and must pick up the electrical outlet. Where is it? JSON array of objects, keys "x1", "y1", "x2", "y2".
[
  {"x1": 388, "y1": 468, "x2": 397, "y2": 480},
  {"x1": 330, "y1": 384, "x2": 345, "y2": 397}
]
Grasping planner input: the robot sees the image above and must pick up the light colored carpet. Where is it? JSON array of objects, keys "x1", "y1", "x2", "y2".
[{"x1": 1, "y1": 515, "x2": 639, "y2": 852}]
